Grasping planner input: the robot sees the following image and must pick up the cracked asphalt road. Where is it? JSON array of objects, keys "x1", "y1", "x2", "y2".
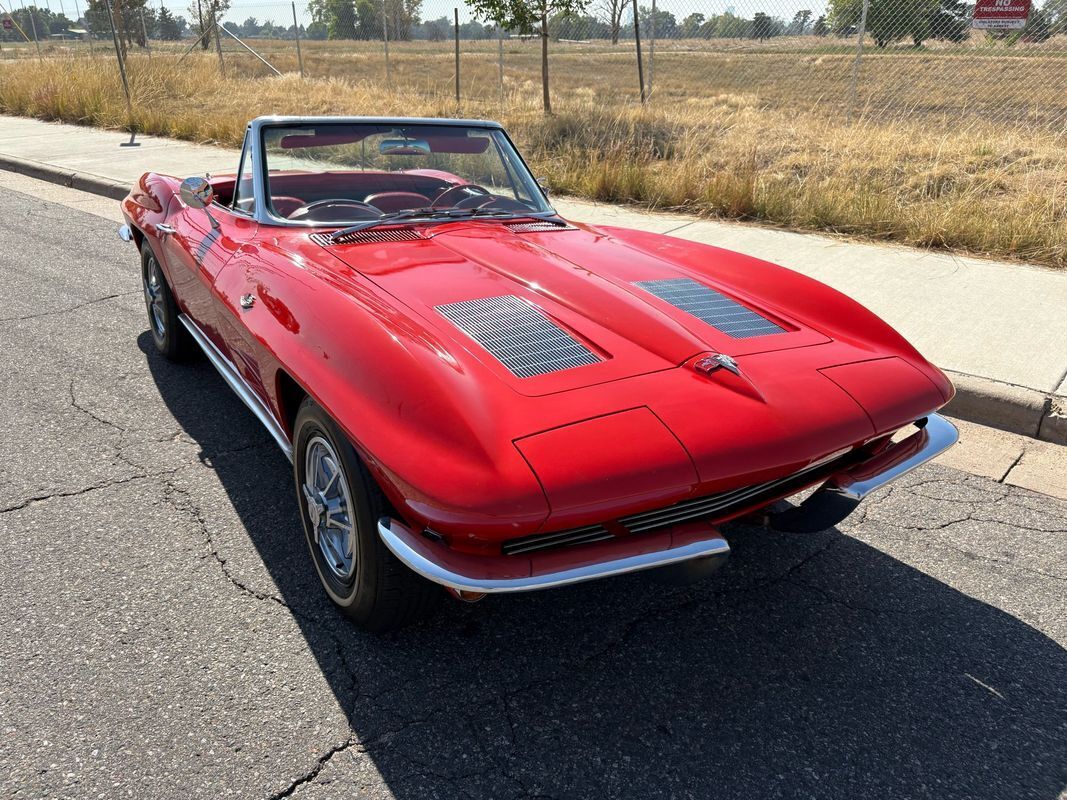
[{"x1": 1, "y1": 184, "x2": 1065, "y2": 800}]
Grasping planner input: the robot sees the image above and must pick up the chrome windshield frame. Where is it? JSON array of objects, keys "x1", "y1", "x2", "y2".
[{"x1": 246, "y1": 115, "x2": 555, "y2": 228}]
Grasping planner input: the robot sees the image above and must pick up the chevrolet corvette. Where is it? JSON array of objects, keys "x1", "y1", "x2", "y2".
[{"x1": 119, "y1": 116, "x2": 957, "y2": 631}]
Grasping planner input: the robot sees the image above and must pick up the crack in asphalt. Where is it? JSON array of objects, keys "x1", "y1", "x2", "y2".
[
  {"x1": 69, "y1": 380, "x2": 128, "y2": 435},
  {"x1": 0, "y1": 290, "x2": 138, "y2": 323},
  {"x1": 265, "y1": 737, "x2": 360, "y2": 800},
  {"x1": 0, "y1": 474, "x2": 152, "y2": 514}
]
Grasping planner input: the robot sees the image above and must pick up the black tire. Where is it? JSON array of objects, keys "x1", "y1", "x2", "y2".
[
  {"x1": 293, "y1": 397, "x2": 441, "y2": 632},
  {"x1": 141, "y1": 241, "x2": 195, "y2": 362}
]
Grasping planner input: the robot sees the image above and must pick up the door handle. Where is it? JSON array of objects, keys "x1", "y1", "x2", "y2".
[{"x1": 156, "y1": 223, "x2": 177, "y2": 235}]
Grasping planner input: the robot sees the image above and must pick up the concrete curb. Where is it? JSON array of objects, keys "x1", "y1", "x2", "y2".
[
  {"x1": 0, "y1": 153, "x2": 130, "y2": 201},
  {"x1": 944, "y1": 372, "x2": 1067, "y2": 445},
  {"x1": 1, "y1": 153, "x2": 1064, "y2": 446}
]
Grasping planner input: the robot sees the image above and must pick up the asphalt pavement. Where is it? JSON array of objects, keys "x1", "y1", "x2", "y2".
[{"x1": 0, "y1": 181, "x2": 1065, "y2": 800}]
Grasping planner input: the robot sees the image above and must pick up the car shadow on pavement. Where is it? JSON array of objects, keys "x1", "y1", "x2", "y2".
[{"x1": 140, "y1": 334, "x2": 1067, "y2": 800}]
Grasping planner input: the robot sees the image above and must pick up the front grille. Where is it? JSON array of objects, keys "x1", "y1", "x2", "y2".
[
  {"x1": 618, "y1": 457, "x2": 838, "y2": 533},
  {"x1": 635, "y1": 278, "x2": 785, "y2": 339},
  {"x1": 311, "y1": 228, "x2": 423, "y2": 246},
  {"x1": 501, "y1": 524, "x2": 614, "y2": 555},
  {"x1": 436, "y1": 295, "x2": 600, "y2": 378},
  {"x1": 501, "y1": 452, "x2": 855, "y2": 555}
]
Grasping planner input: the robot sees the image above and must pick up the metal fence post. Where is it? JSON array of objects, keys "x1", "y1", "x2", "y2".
[
  {"x1": 632, "y1": 0, "x2": 645, "y2": 103},
  {"x1": 453, "y1": 7, "x2": 460, "y2": 108},
  {"x1": 211, "y1": 4, "x2": 224, "y2": 72},
  {"x1": 28, "y1": 4, "x2": 42, "y2": 59},
  {"x1": 848, "y1": 0, "x2": 869, "y2": 121},
  {"x1": 382, "y1": 0, "x2": 390, "y2": 88},
  {"x1": 140, "y1": 7, "x2": 150, "y2": 57},
  {"x1": 648, "y1": 0, "x2": 654, "y2": 96},
  {"x1": 497, "y1": 26, "x2": 504, "y2": 106},
  {"x1": 291, "y1": 1, "x2": 303, "y2": 78},
  {"x1": 75, "y1": 0, "x2": 93, "y2": 57},
  {"x1": 101, "y1": 0, "x2": 133, "y2": 124}
]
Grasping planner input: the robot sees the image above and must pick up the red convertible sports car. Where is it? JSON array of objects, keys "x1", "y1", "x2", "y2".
[{"x1": 119, "y1": 116, "x2": 958, "y2": 631}]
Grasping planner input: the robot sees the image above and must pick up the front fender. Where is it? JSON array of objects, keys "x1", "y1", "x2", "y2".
[{"x1": 212, "y1": 240, "x2": 550, "y2": 547}]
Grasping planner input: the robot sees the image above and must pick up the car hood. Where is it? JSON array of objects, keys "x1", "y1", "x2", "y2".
[{"x1": 320, "y1": 221, "x2": 831, "y2": 397}]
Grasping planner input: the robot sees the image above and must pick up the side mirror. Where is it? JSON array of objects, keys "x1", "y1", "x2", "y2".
[{"x1": 180, "y1": 176, "x2": 215, "y2": 209}]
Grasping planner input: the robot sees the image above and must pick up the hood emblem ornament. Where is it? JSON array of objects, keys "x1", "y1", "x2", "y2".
[{"x1": 696, "y1": 353, "x2": 742, "y2": 377}]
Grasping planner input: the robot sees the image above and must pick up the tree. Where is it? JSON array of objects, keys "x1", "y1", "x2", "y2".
[
  {"x1": 640, "y1": 5, "x2": 676, "y2": 38},
  {"x1": 1022, "y1": 5, "x2": 1052, "y2": 41},
  {"x1": 927, "y1": 0, "x2": 968, "y2": 42},
  {"x1": 680, "y1": 12, "x2": 704, "y2": 37},
  {"x1": 1047, "y1": 0, "x2": 1067, "y2": 34},
  {"x1": 596, "y1": 0, "x2": 625, "y2": 43},
  {"x1": 812, "y1": 14, "x2": 828, "y2": 35},
  {"x1": 466, "y1": 0, "x2": 591, "y2": 113},
  {"x1": 156, "y1": 6, "x2": 183, "y2": 39},
  {"x1": 786, "y1": 9, "x2": 812, "y2": 34},
  {"x1": 751, "y1": 11, "x2": 776, "y2": 40},
  {"x1": 86, "y1": 0, "x2": 154, "y2": 49},
  {"x1": 309, "y1": 0, "x2": 421, "y2": 40},
  {"x1": 828, "y1": 0, "x2": 962, "y2": 47},
  {"x1": 188, "y1": 0, "x2": 231, "y2": 49}
]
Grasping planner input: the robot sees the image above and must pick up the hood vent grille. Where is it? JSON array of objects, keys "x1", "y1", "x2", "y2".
[
  {"x1": 311, "y1": 228, "x2": 422, "y2": 246},
  {"x1": 436, "y1": 295, "x2": 599, "y2": 378},
  {"x1": 635, "y1": 278, "x2": 785, "y2": 339},
  {"x1": 505, "y1": 220, "x2": 576, "y2": 233}
]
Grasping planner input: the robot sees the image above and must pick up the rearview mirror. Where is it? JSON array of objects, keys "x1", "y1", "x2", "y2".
[
  {"x1": 180, "y1": 176, "x2": 215, "y2": 209},
  {"x1": 379, "y1": 139, "x2": 430, "y2": 156}
]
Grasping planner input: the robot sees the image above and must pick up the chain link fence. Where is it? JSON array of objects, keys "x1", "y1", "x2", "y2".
[{"x1": 1, "y1": 0, "x2": 1065, "y2": 128}]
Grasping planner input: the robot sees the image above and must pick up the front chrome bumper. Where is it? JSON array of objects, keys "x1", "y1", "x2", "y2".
[
  {"x1": 378, "y1": 413, "x2": 958, "y2": 594},
  {"x1": 378, "y1": 518, "x2": 731, "y2": 594},
  {"x1": 828, "y1": 413, "x2": 958, "y2": 500}
]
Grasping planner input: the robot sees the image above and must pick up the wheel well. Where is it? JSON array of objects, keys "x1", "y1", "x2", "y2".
[
  {"x1": 276, "y1": 370, "x2": 307, "y2": 438},
  {"x1": 129, "y1": 224, "x2": 145, "y2": 249}
]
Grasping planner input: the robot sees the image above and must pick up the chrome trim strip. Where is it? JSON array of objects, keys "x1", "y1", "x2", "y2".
[
  {"x1": 177, "y1": 313, "x2": 294, "y2": 462},
  {"x1": 118, "y1": 224, "x2": 133, "y2": 242},
  {"x1": 378, "y1": 517, "x2": 730, "y2": 594},
  {"x1": 156, "y1": 223, "x2": 177, "y2": 235},
  {"x1": 829, "y1": 413, "x2": 957, "y2": 500}
]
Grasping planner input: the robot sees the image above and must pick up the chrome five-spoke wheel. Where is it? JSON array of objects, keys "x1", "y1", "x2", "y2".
[
  {"x1": 303, "y1": 435, "x2": 357, "y2": 582},
  {"x1": 139, "y1": 241, "x2": 194, "y2": 362},
  {"x1": 143, "y1": 254, "x2": 166, "y2": 338},
  {"x1": 293, "y1": 397, "x2": 441, "y2": 631}
]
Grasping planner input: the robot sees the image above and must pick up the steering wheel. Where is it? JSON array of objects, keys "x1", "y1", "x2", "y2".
[
  {"x1": 432, "y1": 184, "x2": 493, "y2": 209},
  {"x1": 288, "y1": 199, "x2": 380, "y2": 222}
]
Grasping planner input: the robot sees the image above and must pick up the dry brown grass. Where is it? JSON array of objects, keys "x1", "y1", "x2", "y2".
[{"x1": 0, "y1": 53, "x2": 1064, "y2": 267}]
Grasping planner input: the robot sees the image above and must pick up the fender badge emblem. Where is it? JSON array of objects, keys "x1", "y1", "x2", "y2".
[
  {"x1": 240, "y1": 293, "x2": 255, "y2": 309},
  {"x1": 696, "y1": 353, "x2": 741, "y2": 377}
]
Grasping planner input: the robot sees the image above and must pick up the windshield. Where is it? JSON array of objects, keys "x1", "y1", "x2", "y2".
[{"x1": 260, "y1": 123, "x2": 552, "y2": 226}]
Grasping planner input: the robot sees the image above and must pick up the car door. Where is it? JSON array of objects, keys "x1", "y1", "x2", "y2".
[{"x1": 158, "y1": 142, "x2": 258, "y2": 350}]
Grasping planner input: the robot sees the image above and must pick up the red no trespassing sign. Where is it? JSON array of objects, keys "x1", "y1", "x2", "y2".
[{"x1": 972, "y1": 0, "x2": 1032, "y2": 29}]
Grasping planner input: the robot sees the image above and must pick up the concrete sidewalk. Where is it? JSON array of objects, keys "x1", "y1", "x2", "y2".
[{"x1": 1, "y1": 115, "x2": 1064, "y2": 442}]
